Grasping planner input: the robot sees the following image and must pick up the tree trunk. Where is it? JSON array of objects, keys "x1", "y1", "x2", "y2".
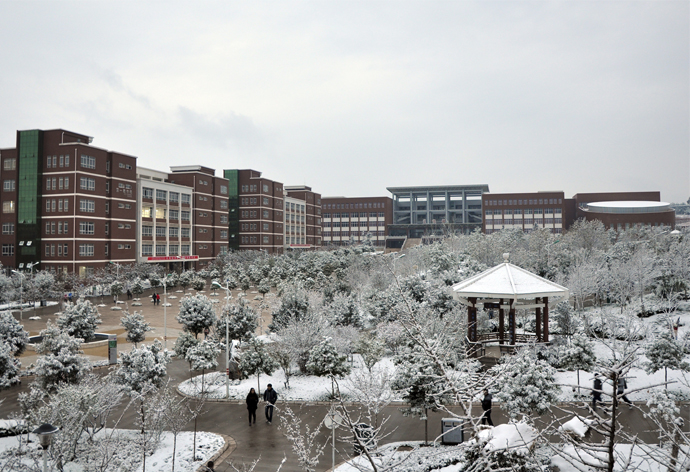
[
  {"x1": 424, "y1": 408, "x2": 428, "y2": 446},
  {"x1": 607, "y1": 376, "x2": 618, "y2": 472},
  {"x1": 172, "y1": 434, "x2": 177, "y2": 472},
  {"x1": 577, "y1": 369, "x2": 580, "y2": 394}
]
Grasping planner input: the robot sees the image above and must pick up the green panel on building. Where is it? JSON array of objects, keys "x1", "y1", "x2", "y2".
[{"x1": 16, "y1": 130, "x2": 43, "y2": 267}]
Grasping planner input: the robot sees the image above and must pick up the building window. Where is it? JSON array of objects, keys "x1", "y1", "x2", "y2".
[
  {"x1": 263, "y1": 236, "x2": 269, "y2": 244},
  {"x1": 263, "y1": 210, "x2": 269, "y2": 218},
  {"x1": 169, "y1": 192, "x2": 179, "y2": 203},
  {"x1": 79, "y1": 244, "x2": 95, "y2": 257},
  {"x1": 220, "y1": 230, "x2": 228, "y2": 239},
  {"x1": 142, "y1": 225, "x2": 153, "y2": 236},
  {"x1": 181, "y1": 211, "x2": 190, "y2": 221},
  {"x1": 169, "y1": 245, "x2": 179, "y2": 255},
  {"x1": 263, "y1": 184, "x2": 269, "y2": 192},
  {"x1": 80, "y1": 199, "x2": 95, "y2": 213},
  {"x1": 220, "y1": 185, "x2": 228, "y2": 194},
  {"x1": 142, "y1": 245, "x2": 153, "y2": 256},
  {"x1": 156, "y1": 189, "x2": 167, "y2": 201},
  {"x1": 2, "y1": 244, "x2": 13, "y2": 256},
  {"x1": 2, "y1": 201, "x2": 14, "y2": 213},
  {"x1": 3, "y1": 158, "x2": 16, "y2": 170},
  {"x1": 79, "y1": 222, "x2": 95, "y2": 235},
  {"x1": 181, "y1": 227, "x2": 190, "y2": 238},
  {"x1": 155, "y1": 207, "x2": 166, "y2": 219},
  {"x1": 220, "y1": 215, "x2": 228, "y2": 224},
  {"x1": 156, "y1": 245, "x2": 166, "y2": 256},
  {"x1": 169, "y1": 227, "x2": 178, "y2": 238},
  {"x1": 80, "y1": 177, "x2": 96, "y2": 191},
  {"x1": 3, "y1": 180, "x2": 15, "y2": 191},
  {"x1": 2, "y1": 223, "x2": 14, "y2": 235},
  {"x1": 262, "y1": 197, "x2": 269, "y2": 206},
  {"x1": 142, "y1": 207, "x2": 152, "y2": 218},
  {"x1": 156, "y1": 226, "x2": 166, "y2": 237},
  {"x1": 80, "y1": 155, "x2": 96, "y2": 169},
  {"x1": 181, "y1": 194, "x2": 191, "y2": 204},
  {"x1": 169, "y1": 209, "x2": 179, "y2": 220},
  {"x1": 143, "y1": 187, "x2": 153, "y2": 199},
  {"x1": 181, "y1": 244, "x2": 190, "y2": 255}
]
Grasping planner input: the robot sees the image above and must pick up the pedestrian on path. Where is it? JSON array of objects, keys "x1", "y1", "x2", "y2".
[
  {"x1": 127, "y1": 289, "x2": 132, "y2": 300},
  {"x1": 204, "y1": 327, "x2": 210, "y2": 339},
  {"x1": 481, "y1": 389, "x2": 494, "y2": 426},
  {"x1": 156, "y1": 293, "x2": 160, "y2": 305},
  {"x1": 263, "y1": 383, "x2": 278, "y2": 424},
  {"x1": 246, "y1": 388, "x2": 259, "y2": 426},
  {"x1": 592, "y1": 373, "x2": 603, "y2": 411},
  {"x1": 617, "y1": 377, "x2": 633, "y2": 408},
  {"x1": 152, "y1": 292, "x2": 157, "y2": 305}
]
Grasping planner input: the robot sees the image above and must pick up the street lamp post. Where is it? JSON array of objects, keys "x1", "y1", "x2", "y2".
[
  {"x1": 212, "y1": 279, "x2": 232, "y2": 398},
  {"x1": 33, "y1": 423, "x2": 59, "y2": 472},
  {"x1": 11, "y1": 270, "x2": 24, "y2": 321},
  {"x1": 163, "y1": 275, "x2": 168, "y2": 350}
]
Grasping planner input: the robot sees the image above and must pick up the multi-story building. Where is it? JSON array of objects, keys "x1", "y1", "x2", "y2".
[
  {"x1": 482, "y1": 191, "x2": 566, "y2": 234},
  {"x1": 285, "y1": 185, "x2": 322, "y2": 250},
  {"x1": 165, "y1": 166, "x2": 229, "y2": 269},
  {"x1": 224, "y1": 169, "x2": 284, "y2": 254},
  {"x1": 387, "y1": 185, "x2": 489, "y2": 241},
  {"x1": 0, "y1": 129, "x2": 137, "y2": 276},
  {"x1": 321, "y1": 196, "x2": 392, "y2": 247}
]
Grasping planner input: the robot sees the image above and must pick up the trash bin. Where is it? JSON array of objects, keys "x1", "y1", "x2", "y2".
[
  {"x1": 441, "y1": 418, "x2": 464, "y2": 445},
  {"x1": 353, "y1": 423, "x2": 375, "y2": 455}
]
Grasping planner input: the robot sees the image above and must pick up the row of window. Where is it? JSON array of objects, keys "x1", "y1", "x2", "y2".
[
  {"x1": 323, "y1": 212, "x2": 386, "y2": 219},
  {"x1": 486, "y1": 208, "x2": 563, "y2": 216},
  {"x1": 241, "y1": 235, "x2": 271, "y2": 244},
  {"x1": 486, "y1": 198, "x2": 563, "y2": 206},
  {"x1": 142, "y1": 226, "x2": 192, "y2": 238},
  {"x1": 241, "y1": 210, "x2": 271, "y2": 219},
  {"x1": 45, "y1": 243, "x2": 70, "y2": 257},
  {"x1": 46, "y1": 155, "x2": 70, "y2": 168},
  {"x1": 45, "y1": 221, "x2": 69, "y2": 234},
  {"x1": 323, "y1": 231, "x2": 386, "y2": 237},
  {"x1": 142, "y1": 207, "x2": 191, "y2": 220},
  {"x1": 141, "y1": 244, "x2": 191, "y2": 256},
  {"x1": 489, "y1": 218, "x2": 563, "y2": 225},
  {"x1": 286, "y1": 202, "x2": 305, "y2": 212},
  {"x1": 485, "y1": 228, "x2": 564, "y2": 234},
  {"x1": 324, "y1": 202, "x2": 385, "y2": 210},
  {"x1": 142, "y1": 188, "x2": 192, "y2": 204},
  {"x1": 241, "y1": 184, "x2": 272, "y2": 193},
  {"x1": 324, "y1": 221, "x2": 383, "y2": 228}
]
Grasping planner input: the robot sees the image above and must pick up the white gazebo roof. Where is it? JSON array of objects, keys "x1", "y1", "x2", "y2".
[{"x1": 452, "y1": 254, "x2": 569, "y2": 304}]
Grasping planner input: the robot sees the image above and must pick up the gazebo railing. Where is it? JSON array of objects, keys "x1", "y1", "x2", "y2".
[
  {"x1": 477, "y1": 333, "x2": 539, "y2": 344},
  {"x1": 464, "y1": 337, "x2": 485, "y2": 359}
]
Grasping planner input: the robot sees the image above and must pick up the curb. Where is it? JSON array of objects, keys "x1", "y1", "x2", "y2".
[{"x1": 195, "y1": 433, "x2": 236, "y2": 472}]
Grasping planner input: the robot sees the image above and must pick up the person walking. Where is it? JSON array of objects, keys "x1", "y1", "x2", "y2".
[
  {"x1": 204, "y1": 327, "x2": 210, "y2": 339},
  {"x1": 592, "y1": 373, "x2": 603, "y2": 411},
  {"x1": 617, "y1": 377, "x2": 633, "y2": 408},
  {"x1": 263, "y1": 383, "x2": 278, "y2": 424},
  {"x1": 246, "y1": 388, "x2": 259, "y2": 426},
  {"x1": 156, "y1": 293, "x2": 160, "y2": 305},
  {"x1": 127, "y1": 289, "x2": 132, "y2": 300},
  {"x1": 481, "y1": 389, "x2": 494, "y2": 426},
  {"x1": 152, "y1": 292, "x2": 157, "y2": 305}
]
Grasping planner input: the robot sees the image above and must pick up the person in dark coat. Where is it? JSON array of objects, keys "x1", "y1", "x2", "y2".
[
  {"x1": 481, "y1": 389, "x2": 494, "y2": 426},
  {"x1": 246, "y1": 388, "x2": 259, "y2": 426},
  {"x1": 617, "y1": 377, "x2": 632, "y2": 408},
  {"x1": 152, "y1": 292, "x2": 157, "y2": 305},
  {"x1": 263, "y1": 383, "x2": 278, "y2": 424},
  {"x1": 592, "y1": 373, "x2": 603, "y2": 411},
  {"x1": 127, "y1": 289, "x2": 132, "y2": 300}
]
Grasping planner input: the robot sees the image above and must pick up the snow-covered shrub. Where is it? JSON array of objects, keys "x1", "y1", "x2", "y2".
[
  {"x1": 239, "y1": 336, "x2": 277, "y2": 380},
  {"x1": 56, "y1": 300, "x2": 102, "y2": 341},
  {"x1": 355, "y1": 334, "x2": 385, "y2": 372},
  {"x1": 114, "y1": 340, "x2": 170, "y2": 394},
  {"x1": 191, "y1": 276, "x2": 206, "y2": 291},
  {"x1": 273, "y1": 311, "x2": 330, "y2": 374},
  {"x1": 110, "y1": 281, "x2": 124, "y2": 301},
  {"x1": 329, "y1": 294, "x2": 363, "y2": 328},
  {"x1": 0, "y1": 311, "x2": 29, "y2": 355},
  {"x1": 34, "y1": 346, "x2": 91, "y2": 392},
  {"x1": 307, "y1": 337, "x2": 350, "y2": 377},
  {"x1": 494, "y1": 347, "x2": 559, "y2": 419},
  {"x1": 174, "y1": 332, "x2": 199, "y2": 361},
  {"x1": 186, "y1": 340, "x2": 220, "y2": 372},
  {"x1": 176, "y1": 294, "x2": 216, "y2": 338},
  {"x1": 131, "y1": 278, "x2": 145, "y2": 296},
  {"x1": 645, "y1": 331, "x2": 690, "y2": 385},
  {"x1": 269, "y1": 289, "x2": 311, "y2": 331},
  {"x1": 121, "y1": 311, "x2": 152, "y2": 347}
]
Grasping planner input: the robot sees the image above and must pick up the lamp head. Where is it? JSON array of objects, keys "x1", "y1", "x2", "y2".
[{"x1": 33, "y1": 423, "x2": 59, "y2": 448}]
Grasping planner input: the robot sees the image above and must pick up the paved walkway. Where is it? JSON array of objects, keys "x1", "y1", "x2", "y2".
[{"x1": 4, "y1": 289, "x2": 690, "y2": 471}]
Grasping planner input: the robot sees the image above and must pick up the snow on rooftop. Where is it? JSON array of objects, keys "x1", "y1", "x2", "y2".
[{"x1": 585, "y1": 201, "x2": 671, "y2": 213}]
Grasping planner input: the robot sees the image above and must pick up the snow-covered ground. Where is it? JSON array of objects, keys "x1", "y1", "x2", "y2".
[{"x1": 0, "y1": 429, "x2": 224, "y2": 472}]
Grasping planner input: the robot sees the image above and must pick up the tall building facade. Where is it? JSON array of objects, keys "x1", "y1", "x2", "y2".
[
  {"x1": 224, "y1": 169, "x2": 284, "y2": 254},
  {"x1": 482, "y1": 191, "x2": 566, "y2": 234},
  {"x1": 0, "y1": 129, "x2": 137, "y2": 276},
  {"x1": 321, "y1": 196, "x2": 392, "y2": 247},
  {"x1": 285, "y1": 185, "x2": 322, "y2": 250}
]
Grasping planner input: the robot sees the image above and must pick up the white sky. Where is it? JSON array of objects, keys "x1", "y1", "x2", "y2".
[{"x1": 0, "y1": 1, "x2": 688, "y2": 202}]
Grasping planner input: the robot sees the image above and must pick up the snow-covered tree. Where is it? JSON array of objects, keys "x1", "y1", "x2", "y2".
[
  {"x1": 0, "y1": 311, "x2": 29, "y2": 356},
  {"x1": 216, "y1": 299, "x2": 258, "y2": 344},
  {"x1": 355, "y1": 334, "x2": 385, "y2": 372},
  {"x1": 0, "y1": 342, "x2": 20, "y2": 390},
  {"x1": 56, "y1": 299, "x2": 102, "y2": 341},
  {"x1": 559, "y1": 334, "x2": 596, "y2": 394},
  {"x1": 191, "y1": 276, "x2": 206, "y2": 291},
  {"x1": 176, "y1": 294, "x2": 216, "y2": 338},
  {"x1": 179, "y1": 270, "x2": 195, "y2": 290},
  {"x1": 121, "y1": 311, "x2": 153, "y2": 347},
  {"x1": 279, "y1": 405, "x2": 327, "y2": 472},
  {"x1": 270, "y1": 289, "x2": 310, "y2": 331},
  {"x1": 239, "y1": 336, "x2": 277, "y2": 393},
  {"x1": 131, "y1": 277, "x2": 145, "y2": 297},
  {"x1": 257, "y1": 278, "x2": 271, "y2": 298},
  {"x1": 645, "y1": 331, "x2": 689, "y2": 387},
  {"x1": 185, "y1": 340, "x2": 220, "y2": 395},
  {"x1": 493, "y1": 347, "x2": 559, "y2": 419},
  {"x1": 114, "y1": 339, "x2": 171, "y2": 394},
  {"x1": 307, "y1": 337, "x2": 350, "y2": 378},
  {"x1": 33, "y1": 322, "x2": 90, "y2": 392},
  {"x1": 329, "y1": 294, "x2": 363, "y2": 328},
  {"x1": 110, "y1": 280, "x2": 124, "y2": 302}
]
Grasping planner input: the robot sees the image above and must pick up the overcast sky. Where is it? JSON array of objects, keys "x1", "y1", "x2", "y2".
[{"x1": 1, "y1": 1, "x2": 687, "y2": 202}]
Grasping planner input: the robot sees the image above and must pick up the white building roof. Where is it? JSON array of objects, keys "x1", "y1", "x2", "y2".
[{"x1": 452, "y1": 254, "x2": 569, "y2": 301}]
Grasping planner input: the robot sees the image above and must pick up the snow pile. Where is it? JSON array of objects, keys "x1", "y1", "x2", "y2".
[
  {"x1": 550, "y1": 443, "x2": 687, "y2": 472},
  {"x1": 477, "y1": 422, "x2": 537, "y2": 454},
  {"x1": 559, "y1": 416, "x2": 591, "y2": 439}
]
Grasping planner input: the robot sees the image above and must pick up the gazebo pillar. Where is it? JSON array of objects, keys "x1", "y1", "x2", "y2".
[
  {"x1": 498, "y1": 298, "x2": 505, "y2": 345},
  {"x1": 535, "y1": 298, "x2": 542, "y2": 342},
  {"x1": 509, "y1": 302, "x2": 516, "y2": 345},
  {"x1": 468, "y1": 297, "x2": 477, "y2": 342},
  {"x1": 543, "y1": 297, "x2": 549, "y2": 342}
]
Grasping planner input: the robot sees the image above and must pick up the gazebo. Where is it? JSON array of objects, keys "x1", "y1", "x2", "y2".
[{"x1": 452, "y1": 254, "x2": 569, "y2": 358}]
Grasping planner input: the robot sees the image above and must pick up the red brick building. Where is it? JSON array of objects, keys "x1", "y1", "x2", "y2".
[
  {"x1": 321, "y1": 196, "x2": 393, "y2": 247},
  {"x1": 0, "y1": 129, "x2": 137, "y2": 276}
]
